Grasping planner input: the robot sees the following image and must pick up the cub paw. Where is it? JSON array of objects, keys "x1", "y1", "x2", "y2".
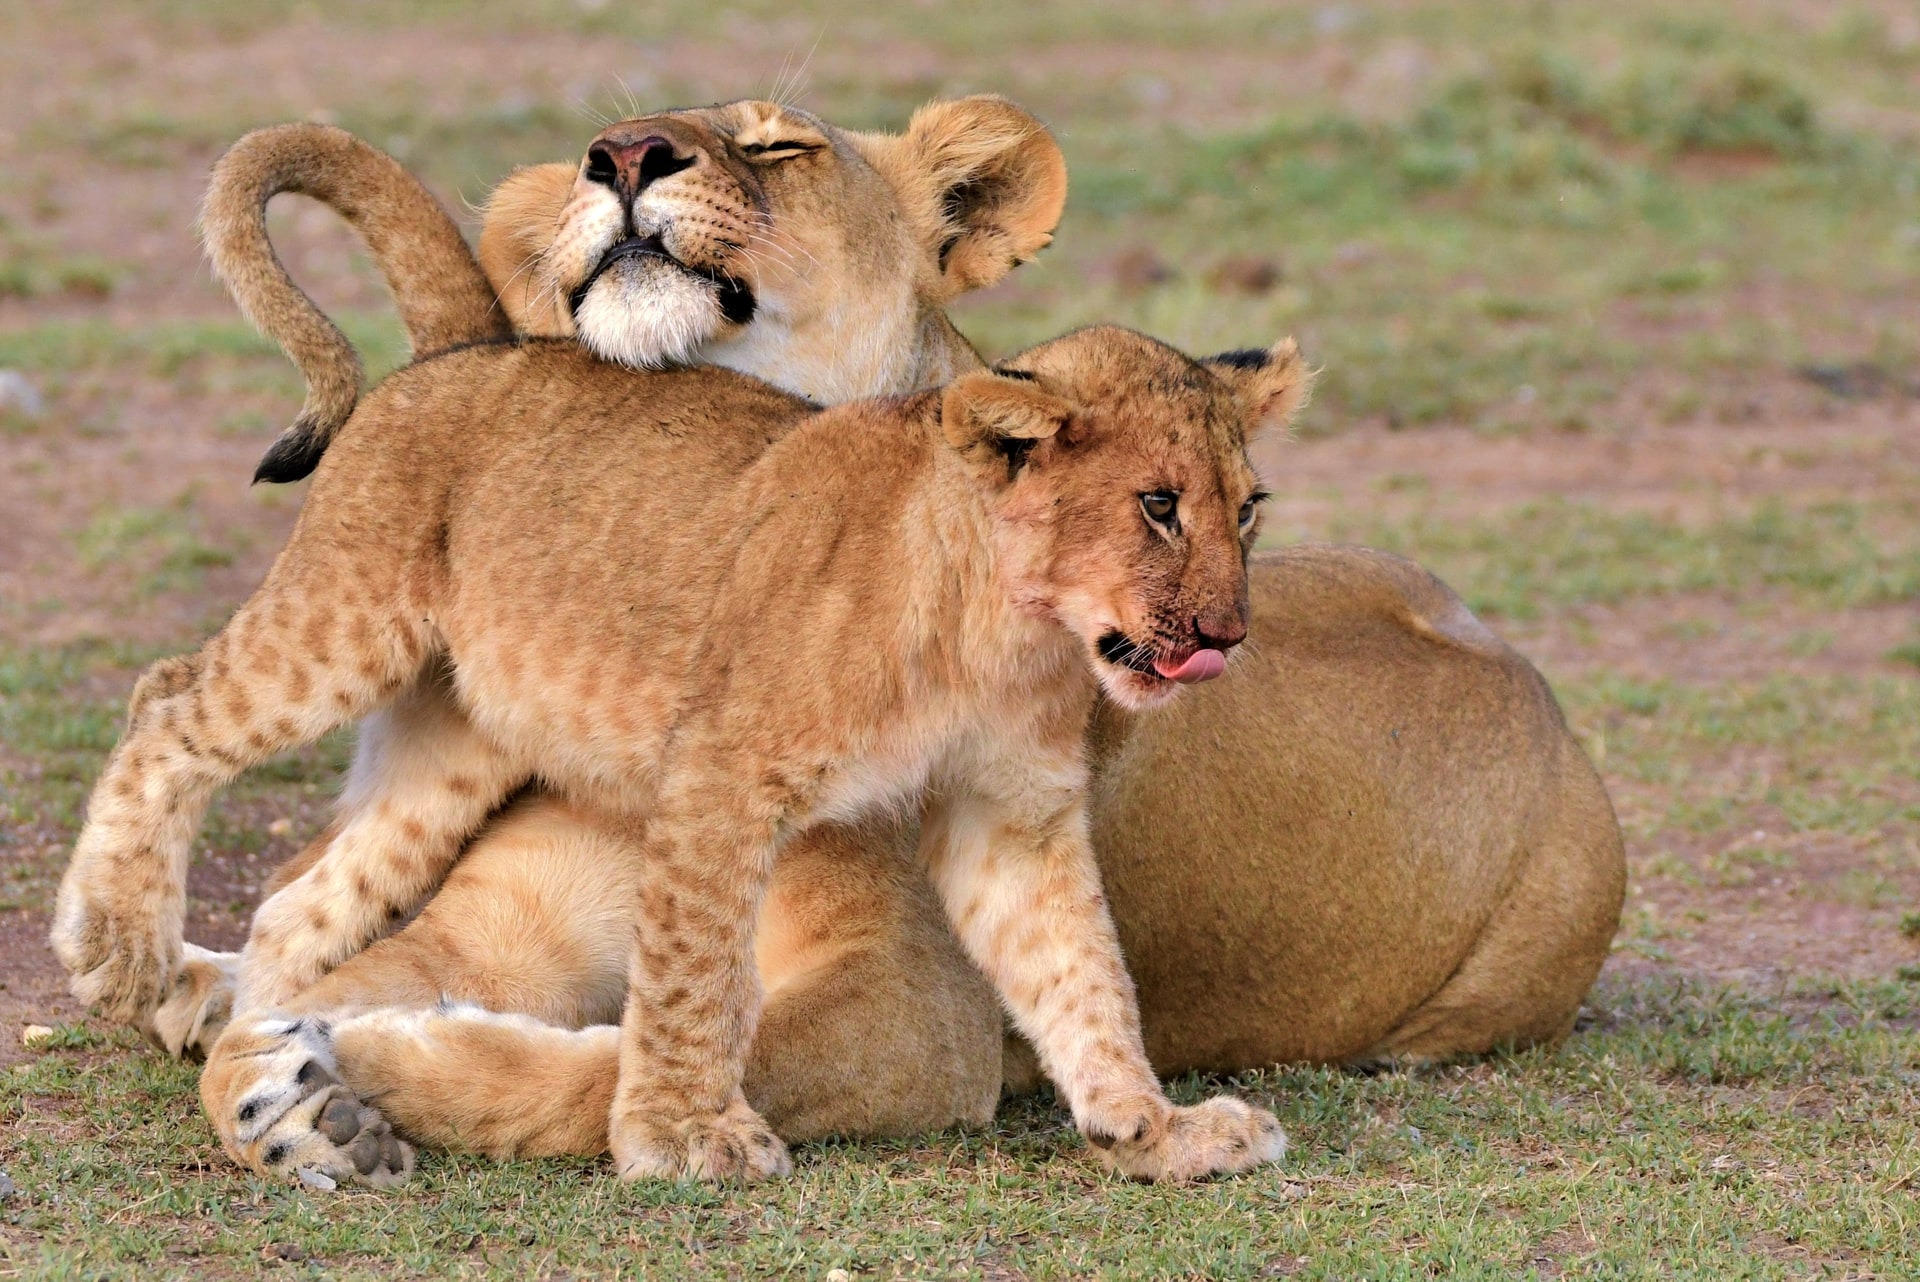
[
  {"x1": 150, "y1": 944, "x2": 239, "y2": 1060},
  {"x1": 50, "y1": 884, "x2": 178, "y2": 1029},
  {"x1": 612, "y1": 1095, "x2": 792, "y2": 1183},
  {"x1": 202, "y1": 1015, "x2": 414, "y2": 1189},
  {"x1": 1089, "y1": 1095, "x2": 1286, "y2": 1183}
]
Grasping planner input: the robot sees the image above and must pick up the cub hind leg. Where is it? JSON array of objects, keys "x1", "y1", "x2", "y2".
[
  {"x1": 233, "y1": 658, "x2": 532, "y2": 1015},
  {"x1": 156, "y1": 663, "x2": 530, "y2": 1060},
  {"x1": 51, "y1": 533, "x2": 439, "y2": 1030}
]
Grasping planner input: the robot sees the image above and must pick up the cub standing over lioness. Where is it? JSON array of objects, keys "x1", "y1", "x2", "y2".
[
  {"x1": 63, "y1": 323, "x2": 1306, "y2": 1185},
  {"x1": 57, "y1": 95, "x2": 1625, "y2": 1182}
]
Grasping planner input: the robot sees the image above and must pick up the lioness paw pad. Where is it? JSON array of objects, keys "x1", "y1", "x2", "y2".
[{"x1": 211, "y1": 1016, "x2": 415, "y2": 1189}]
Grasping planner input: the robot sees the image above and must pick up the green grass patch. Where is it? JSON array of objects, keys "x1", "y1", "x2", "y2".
[
  {"x1": 0, "y1": 314, "x2": 408, "y2": 384},
  {"x1": 1325, "y1": 498, "x2": 1920, "y2": 618},
  {"x1": 1552, "y1": 669, "x2": 1920, "y2": 840},
  {"x1": 2, "y1": 976, "x2": 1914, "y2": 1279},
  {"x1": 72, "y1": 493, "x2": 237, "y2": 599}
]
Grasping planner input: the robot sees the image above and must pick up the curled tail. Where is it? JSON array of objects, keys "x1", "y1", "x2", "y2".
[{"x1": 200, "y1": 123, "x2": 512, "y2": 483}]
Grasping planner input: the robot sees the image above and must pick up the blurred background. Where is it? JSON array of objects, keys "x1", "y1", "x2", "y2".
[{"x1": 1, "y1": 1, "x2": 1917, "y2": 1272}]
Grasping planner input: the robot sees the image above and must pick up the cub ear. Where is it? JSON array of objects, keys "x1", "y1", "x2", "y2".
[
  {"x1": 477, "y1": 162, "x2": 579, "y2": 337},
  {"x1": 856, "y1": 95, "x2": 1068, "y2": 300},
  {"x1": 941, "y1": 370, "x2": 1071, "y2": 477},
  {"x1": 1203, "y1": 339, "x2": 1315, "y2": 439}
]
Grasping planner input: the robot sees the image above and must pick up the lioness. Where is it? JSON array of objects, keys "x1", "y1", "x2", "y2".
[
  {"x1": 57, "y1": 99, "x2": 1623, "y2": 1183},
  {"x1": 68, "y1": 323, "x2": 1305, "y2": 1186}
]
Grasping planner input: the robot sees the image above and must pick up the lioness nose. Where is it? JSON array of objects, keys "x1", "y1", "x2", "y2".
[
  {"x1": 583, "y1": 134, "x2": 695, "y2": 198},
  {"x1": 1194, "y1": 610, "x2": 1248, "y2": 651}
]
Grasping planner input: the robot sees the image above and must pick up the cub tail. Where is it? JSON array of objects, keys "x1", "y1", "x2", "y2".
[{"x1": 200, "y1": 123, "x2": 512, "y2": 483}]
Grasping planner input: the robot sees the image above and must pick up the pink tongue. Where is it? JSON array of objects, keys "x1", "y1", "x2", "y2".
[{"x1": 1152, "y1": 648, "x2": 1227, "y2": 684}]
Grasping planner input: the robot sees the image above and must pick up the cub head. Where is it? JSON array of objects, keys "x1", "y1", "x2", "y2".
[
  {"x1": 480, "y1": 95, "x2": 1067, "y2": 404},
  {"x1": 941, "y1": 328, "x2": 1312, "y2": 710}
]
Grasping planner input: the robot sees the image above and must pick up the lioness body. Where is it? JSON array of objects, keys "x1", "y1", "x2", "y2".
[{"x1": 76, "y1": 329, "x2": 1301, "y2": 1185}]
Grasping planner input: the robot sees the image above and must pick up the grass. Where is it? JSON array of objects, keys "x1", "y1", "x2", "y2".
[
  {"x1": 1323, "y1": 497, "x2": 1920, "y2": 619},
  {"x1": 4, "y1": 976, "x2": 1917, "y2": 1279}
]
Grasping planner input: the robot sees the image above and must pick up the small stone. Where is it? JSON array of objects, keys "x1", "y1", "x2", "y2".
[
  {"x1": 21, "y1": 1025, "x2": 54, "y2": 1048},
  {"x1": 826, "y1": 1271, "x2": 852, "y2": 1282},
  {"x1": 0, "y1": 370, "x2": 43, "y2": 419},
  {"x1": 294, "y1": 1167, "x2": 337, "y2": 1191},
  {"x1": 0, "y1": 1170, "x2": 16, "y2": 1199},
  {"x1": 267, "y1": 818, "x2": 294, "y2": 838}
]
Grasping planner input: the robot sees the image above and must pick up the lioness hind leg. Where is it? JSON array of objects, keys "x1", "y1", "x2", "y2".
[
  {"x1": 1363, "y1": 753, "x2": 1626, "y2": 1062},
  {"x1": 50, "y1": 552, "x2": 435, "y2": 1029}
]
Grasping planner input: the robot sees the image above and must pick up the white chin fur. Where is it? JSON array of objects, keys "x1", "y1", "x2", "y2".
[
  {"x1": 1091, "y1": 662, "x2": 1183, "y2": 712},
  {"x1": 574, "y1": 261, "x2": 728, "y2": 369}
]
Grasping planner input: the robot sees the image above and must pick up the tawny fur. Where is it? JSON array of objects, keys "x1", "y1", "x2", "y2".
[
  {"x1": 73, "y1": 325, "x2": 1304, "y2": 1186},
  {"x1": 80, "y1": 102, "x2": 1621, "y2": 1181},
  {"x1": 199, "y1": 123, "x2": 510, "y2": 482}
]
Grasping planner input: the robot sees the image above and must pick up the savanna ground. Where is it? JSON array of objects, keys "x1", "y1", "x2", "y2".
[{"x1": 2, "y1": 0, "x2": 1918, "y2": 1276}]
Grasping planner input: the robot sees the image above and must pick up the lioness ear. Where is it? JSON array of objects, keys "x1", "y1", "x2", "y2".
[
  {"x1": 856, "y1": 96, "x2": 1068, "y2": 300},
  {"x1": 1203, "y1": 339, "x2": 1315, "y2": 439},
  {"x1": 478, "y1": 162, "x2": 578, "y2": 337},
  {"x1": 941, "y1": 371, "x2": 1071, "y2": 477}
]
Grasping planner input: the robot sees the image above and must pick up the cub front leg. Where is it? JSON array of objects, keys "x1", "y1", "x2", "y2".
[
  {"x1": 924, "y1": 785, "x2": 1286, "y2": 1182},
  {"x1": 607, "y1": 782, "x2": 790, "y2": 1183}
]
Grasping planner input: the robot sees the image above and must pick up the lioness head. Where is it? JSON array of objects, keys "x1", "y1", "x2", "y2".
[
  {"x1": 942, "y1": 329, "x2": 1312, "y2": 710},
  {"x1": 479, "y1": 96, "x2": 1067, "y2": 404}
]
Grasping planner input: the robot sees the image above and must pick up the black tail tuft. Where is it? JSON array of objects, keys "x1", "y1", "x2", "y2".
[
  {"x1": 1206, "y1": 347, "x2": 1273, "y2": 371},
  {"x1": 252, "y1": 417, "x2": 330, "y2": 484}
]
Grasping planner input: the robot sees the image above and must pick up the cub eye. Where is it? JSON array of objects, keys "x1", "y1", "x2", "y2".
[
  {"x1": 1140, "y1": 491, "x2": 1179, "y2": 530},
  {"x1": 738, "y1": 140, "x2": 818, "y2": 161},
  {"x1": 1239, "y1": 492, "x2": 1268, "y2": 533}
]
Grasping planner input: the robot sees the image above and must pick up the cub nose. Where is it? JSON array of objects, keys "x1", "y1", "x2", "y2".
[
  {"x1": 1193, "y1": 609, "x2": 1248, "y2": 651},
  {"x1": 583, "y1": 133, "x2": 695, "y2": 198}
]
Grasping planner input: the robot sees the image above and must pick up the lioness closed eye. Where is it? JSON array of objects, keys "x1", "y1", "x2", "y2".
[{"x1": 64, "y1": 323, "x2": 1306, "y2": 1183}]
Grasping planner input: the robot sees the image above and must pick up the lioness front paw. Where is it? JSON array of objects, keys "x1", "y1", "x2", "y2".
[
  {"x1": 150, "y1": 944, "x2": 239, "y2": 1059},
  {"x1": 50, "y1": 883, "x2": 178, "y2": 1029},
  {"x1": 202, "y1": 1015, "x2": 414, "y2": 1189},
  {"x1": 611, "y1": 1096, "x2": 792, "y2": 1183},
  {"x1": 1088, "y1": 1095, "x2": 1286, "y2": 1183}
]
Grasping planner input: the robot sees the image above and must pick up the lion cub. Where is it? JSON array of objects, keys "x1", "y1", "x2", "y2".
[{"x1": 64, "y1": 325, "x2": 1304, "y2": 1183}]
